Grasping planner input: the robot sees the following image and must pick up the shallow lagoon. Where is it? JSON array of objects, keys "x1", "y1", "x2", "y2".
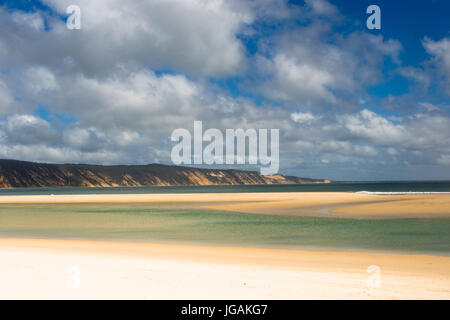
[{"x1": 0, "y1": 202, "x2": 449, "y2": 255}]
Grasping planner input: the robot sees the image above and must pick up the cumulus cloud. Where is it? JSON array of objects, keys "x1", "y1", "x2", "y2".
[
  {"x1": 399, "y1": 67, "x2": 431, "y2": 89},
  {"x1": 32, "y1": 70, "x2": 205, "y2": 131},
  {"x1": 423, "y1": 37, "x2": 450, "y2": 93},
  {"x1": 24, "y1": 66, "x2": 59, "y2": 94},
  {"x1": 0, "y1": 0, "x2": 253, "y2": 78},
  {"x1": 423, "y1": 37, "x2": 450, "y2": 72},
  {"x1": 338, "y1": 109, "x2": 406, "y2": 146},
  {"x1": 63, "y1": 127, "x2": 108, "y2": 152},
  {"x1": 2, "y1": 114, "x2": 57, "y2": 145},
  {"x1": 304, "y1": 0, "x2": 338, "y2": 17},
  {"x1": 290, "y1": 112, "x2": 318, "y2": 124},
  {"x1": 0, "y1": 79, "x2": 18, "y2": 114},
  {"x1": 256, "y1": 26, "x2": 402, "y2": 108},
  {"x1": 400, "y1": 37, "x2": 450, "y2": 96}
]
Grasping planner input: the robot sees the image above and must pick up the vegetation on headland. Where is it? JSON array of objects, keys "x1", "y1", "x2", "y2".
[{"x1": 0, "y1": 159, "x2": 330, "y2": 188}]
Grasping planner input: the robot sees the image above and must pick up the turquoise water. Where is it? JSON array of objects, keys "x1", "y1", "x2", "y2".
[
  {"x1": 0, "y1": 203, "x2": 449, "y2": 255},
  {"x1": 1, "y1": 183, "x2": 449, "y2": 254},
  {"x1": 0, "y1": 181, "x2": 449, "y2": 195}
]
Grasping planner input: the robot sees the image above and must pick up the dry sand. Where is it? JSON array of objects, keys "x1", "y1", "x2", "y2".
[{"x1": 0, "y1": 238, "x2": 449, "y2": 299}]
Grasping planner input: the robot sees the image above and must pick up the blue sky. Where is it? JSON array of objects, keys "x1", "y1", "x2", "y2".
[{"x1": 0, "y1": 0, "x2": 449, "y2": 180}]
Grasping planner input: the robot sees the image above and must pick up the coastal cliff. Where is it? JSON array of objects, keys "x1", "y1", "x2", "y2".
[{"x1": 0, "y1": 159, "x2": 330, "y2": 188}]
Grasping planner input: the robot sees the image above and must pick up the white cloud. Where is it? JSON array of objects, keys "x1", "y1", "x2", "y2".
[
  {"x1": 3, "y1": 114, "x2": 57, "y2": 145},
  {"x1": 387, "y1": 147, "x2": 399, "y2": 156},
  {"x1": 29, "y1": 0, "x2": 252, "y2": 77},
  {"x1": 304, "y1": 0, "x2": 338, "y2": 17},
  {"x1": 11, "y1": 11, "x2": 45, "y2": 31},
  {"x1": 256, "y1": 27, "x2": 402, "y2": 106},
  {"x1": 24, "y1": 66, "x2": 59, "y2": 94},
  {"x1": 290, "y1": 112, "x2": 318, "y2": 124},
  {"x1": 42, "y1": 70, "x2": 203, "y2": 131},
  {"x1": 0, "y1": 79, "x2": 18, "y2": 114},
  {"x1": 423, "y1": 37, "x2": 450, "y2": 73},
  {"x1": 397, "y1": 37, "x2": 450, "y2": 96},
  {"x1": 415, "y1": 37, "x2": 450, "y2": 94},
  {"x1": 437, "y1": 154, "x2": 450, "y2": 165},
  {"x1": 338, "y1": 109, "x2": 406, "y2": 146},
  {"x1": 63, "y1": 127, "x2": 108, "y2": 152},
  {"x1": 399, "y1": 67, "x2": 431, "y2": 88},
  {"x1": 266, "y1": 54, "x2": 335, "y2": 103},
  {"x1": 0, "y1": 143, "x2": 124, "y2": 165},
  {"x1": 419, "y1": 102, "x2": 440, "y2": 112}
]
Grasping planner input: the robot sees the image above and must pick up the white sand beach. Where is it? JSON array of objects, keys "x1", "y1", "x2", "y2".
[{"x1": 0, "y1": 238, "x2": 449, "y2": 300}]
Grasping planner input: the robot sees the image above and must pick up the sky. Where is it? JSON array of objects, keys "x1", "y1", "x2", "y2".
[{"x1": 0, "y1": 0, "x2": 449, "y2": 181}]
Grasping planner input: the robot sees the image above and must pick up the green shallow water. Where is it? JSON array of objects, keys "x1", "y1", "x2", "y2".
[{"x1": 0, "y1": 203, "x2": 449, "y2": 255}]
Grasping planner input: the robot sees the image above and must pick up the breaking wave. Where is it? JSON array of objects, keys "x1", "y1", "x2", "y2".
[{"x1": 356, "y1": 191, "x2": 450, "y2": 195}]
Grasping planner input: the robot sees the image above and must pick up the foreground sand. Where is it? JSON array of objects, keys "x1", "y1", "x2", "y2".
[
  {"x1": 1, "y1": 192, "x2": 449, "y2": 218},
  {"x1": 0, "y1": 238, "x2": 449, "y2": 299}
]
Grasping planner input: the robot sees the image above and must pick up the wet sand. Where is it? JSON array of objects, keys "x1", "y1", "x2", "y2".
[{"x1": 1, "y1": 192, "x2": 448, "y2": 218}]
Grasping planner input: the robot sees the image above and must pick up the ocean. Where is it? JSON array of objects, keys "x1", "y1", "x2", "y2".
[{"x1": 0, "y1": 181, "x2": 449, "y2": 195}]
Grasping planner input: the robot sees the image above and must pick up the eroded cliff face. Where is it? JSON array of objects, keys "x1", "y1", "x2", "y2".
[{"x1": 0, "y1": 159, "x2": 330, "y2": 188}]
